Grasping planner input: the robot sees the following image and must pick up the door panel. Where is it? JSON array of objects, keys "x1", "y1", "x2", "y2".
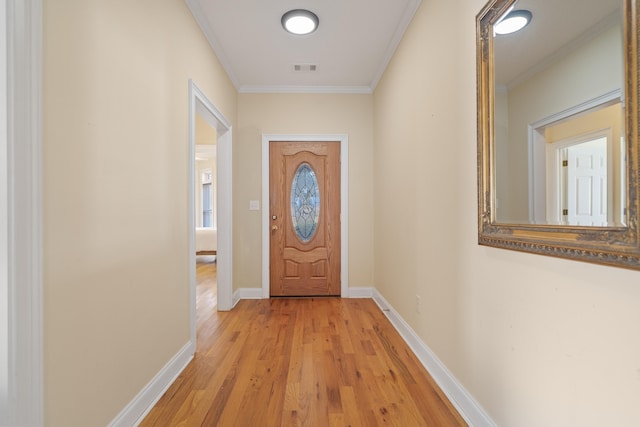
[
  {"x1": 566, "y1": 137, "x2": 608, "y2": 226},
  {"x1": 270, "y1": 141, "x2": 340, "y2": 296}
]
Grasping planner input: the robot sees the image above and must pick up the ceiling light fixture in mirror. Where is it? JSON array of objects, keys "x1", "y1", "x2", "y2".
[{"x1": 494, "y1": 9, "x2": 532, "y2": 35}]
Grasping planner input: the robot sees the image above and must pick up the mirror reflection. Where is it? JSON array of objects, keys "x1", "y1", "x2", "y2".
[{"x1": 493, "y1": 0, "x2": 625, "y2": 226}]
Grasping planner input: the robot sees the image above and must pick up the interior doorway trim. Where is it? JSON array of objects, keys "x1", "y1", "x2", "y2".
[
  {"x1": 261, "y1": 134, "x2": 349, "y2": 298},
  {"x1": 188, "y1": 80, "x2": 233, "y2": 328},
  {"x1": 5, "y1": 0, "x2": 44, "y2": 424}
]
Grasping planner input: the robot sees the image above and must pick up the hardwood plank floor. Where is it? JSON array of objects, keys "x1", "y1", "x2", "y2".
[{"x1": 141, "y1": 257, "x2": 467, "y2": 426}]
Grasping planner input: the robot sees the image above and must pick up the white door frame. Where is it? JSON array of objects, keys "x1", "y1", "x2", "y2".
[
  {"x1": 261, "y1": 134, "x2": 349, "y2": 298},
  {"x1": 5, "y1": 0, "x2": 44, "y2": 424},
  {"x1": 1, "y1": 0, "x2": 8, "y2": 418},
  {"x1": 188, "y1": 81, "x2": 234, "y2": 326},
  {"x1": 528, "y1": 89, "x2": 622, "y2": 223}
]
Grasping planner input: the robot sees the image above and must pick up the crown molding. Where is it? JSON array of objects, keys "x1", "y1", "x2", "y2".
[
  {"x1": 185, "y1": 0, "x2": 241, "y2": 90},
  {"x1": 370, "y1": 0, "x2": 421, "y2": 90}
]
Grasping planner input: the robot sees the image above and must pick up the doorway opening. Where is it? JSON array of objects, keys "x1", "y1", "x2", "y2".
[
  {"x1": 194, "y1": 115, "x2": 218, "y2": 314},
  {"x1": 188, "y1": 80, "x2": 233, "y2": 353}
]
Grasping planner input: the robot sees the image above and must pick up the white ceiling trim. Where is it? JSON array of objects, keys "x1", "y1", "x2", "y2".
[
  {"x1": 185, "y1": 0, "x2": 241, "y2": 89},
  {"x1": 239, "y1": 85, "x2": 373, "y2": 95},
  {"x1": 186, "y1": 0, "x2": 421, "y2": 94},
  {"x1": 369, "y1": 0, "x2": 421, "y2": 90}
]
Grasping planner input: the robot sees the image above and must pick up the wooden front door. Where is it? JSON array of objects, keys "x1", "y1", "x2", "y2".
[{"x1": 269, "y1": 141, "x2": 340, "y2": 296}]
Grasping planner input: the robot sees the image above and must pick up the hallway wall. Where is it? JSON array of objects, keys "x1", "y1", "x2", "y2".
[
  {"x1": 373, "y1": 1, "x2": 640, "y2": 426},
  {"x1": 235, "y1": 93, "x2": 375, "y2": 291},
  {"x1": 42, "y1": 0, "x2": 237, "y2": 425}
]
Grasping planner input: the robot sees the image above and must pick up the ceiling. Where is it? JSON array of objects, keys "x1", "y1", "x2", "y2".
[
  {"x1": 185, "y1": 0, "x2": 421, "y2": 93},
  {"x1": 185, "y1": 0, "x2": 623, "y2": 94}
]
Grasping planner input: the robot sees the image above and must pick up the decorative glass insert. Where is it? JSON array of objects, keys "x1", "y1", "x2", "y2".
[{"x1": 291, "y1": 163, "x2": 320, "y2": 242}]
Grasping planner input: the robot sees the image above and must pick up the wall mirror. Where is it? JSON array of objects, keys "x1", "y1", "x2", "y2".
[{"x1": 477, "y1": 0, "x2": 640, "y2": 269}]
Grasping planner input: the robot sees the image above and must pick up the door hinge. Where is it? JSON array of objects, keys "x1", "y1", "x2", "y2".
[
  {"x1": 562, "y1": 209, "x2": 568, "y2": 216},
  {"x1": 562, "y1": 160, "x2": 568, "y2": 167}
]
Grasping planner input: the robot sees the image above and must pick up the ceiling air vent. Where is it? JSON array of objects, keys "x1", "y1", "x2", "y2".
[{"x1": 292, "y1": 63, "x2": 317, "y2": 72}]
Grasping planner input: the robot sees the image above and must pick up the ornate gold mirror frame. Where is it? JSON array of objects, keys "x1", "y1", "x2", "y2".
[{"x1": 477, "y1": 0, "x2": 640, "y2": 269}]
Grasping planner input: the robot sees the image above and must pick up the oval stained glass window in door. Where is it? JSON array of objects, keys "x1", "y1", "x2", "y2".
[{"x1": 290, "y1": 162, "x2": 320, "y2": 242}]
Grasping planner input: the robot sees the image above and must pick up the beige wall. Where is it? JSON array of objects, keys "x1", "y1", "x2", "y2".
[
  {"x1": 196, "y1": 112, "x2": 217, "y2": 146},
  {"x1": 374, "y1": 1, "x2": 640, "y2": 426},
  {"x1": 235, "y1": 93, "x2": 375, "y2": 291},
  {"x1": 42, "y1": 0, "x2": 236, "y2": 425}
]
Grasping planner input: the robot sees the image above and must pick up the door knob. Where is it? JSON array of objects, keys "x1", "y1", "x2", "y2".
[{"x1": 272, "y1": 225, "x2": 279, "y2": 231}]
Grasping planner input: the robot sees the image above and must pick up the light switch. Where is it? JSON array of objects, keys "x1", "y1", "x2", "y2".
[{"x1": 249, "y1": 200, "x2": 260, "y2": 211}]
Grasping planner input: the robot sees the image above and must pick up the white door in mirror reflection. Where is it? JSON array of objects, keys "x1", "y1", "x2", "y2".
[
  {"x1": 539, "y1": 97, "x2": 624, "y2": 227},
  {"x1": 565, "y1": 138, "x2": 608, "y2": 226}
]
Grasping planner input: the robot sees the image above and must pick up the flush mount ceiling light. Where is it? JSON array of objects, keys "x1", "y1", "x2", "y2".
[
  {"x1": 494, "y1": 9, "x2": 532, "y2": 35},
  {"x1": 281, "y1": 9, "x2": 319, "y2": 35}
]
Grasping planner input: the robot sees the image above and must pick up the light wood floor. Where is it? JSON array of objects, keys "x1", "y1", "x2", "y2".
[{"x1": 141, "y1": 257, "x2": 467, "y2": 426}]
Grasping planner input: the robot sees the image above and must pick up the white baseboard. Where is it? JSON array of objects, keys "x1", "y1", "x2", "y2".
[
  {"x1": 372, "y1": 290, "x2": 497, "y2": 427},
  {"x1": 346, "y1": 286, "x2": 374, "y2": 298},
  {"x1": 108, "y1": 341, "x2": 195, "y2": 427},
  {"x1": 233, "y1": 286, "x2": 374, "y2": 301},
  {"x1": 233, "y1": 287, "x2": 263, "y2": 307}
]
